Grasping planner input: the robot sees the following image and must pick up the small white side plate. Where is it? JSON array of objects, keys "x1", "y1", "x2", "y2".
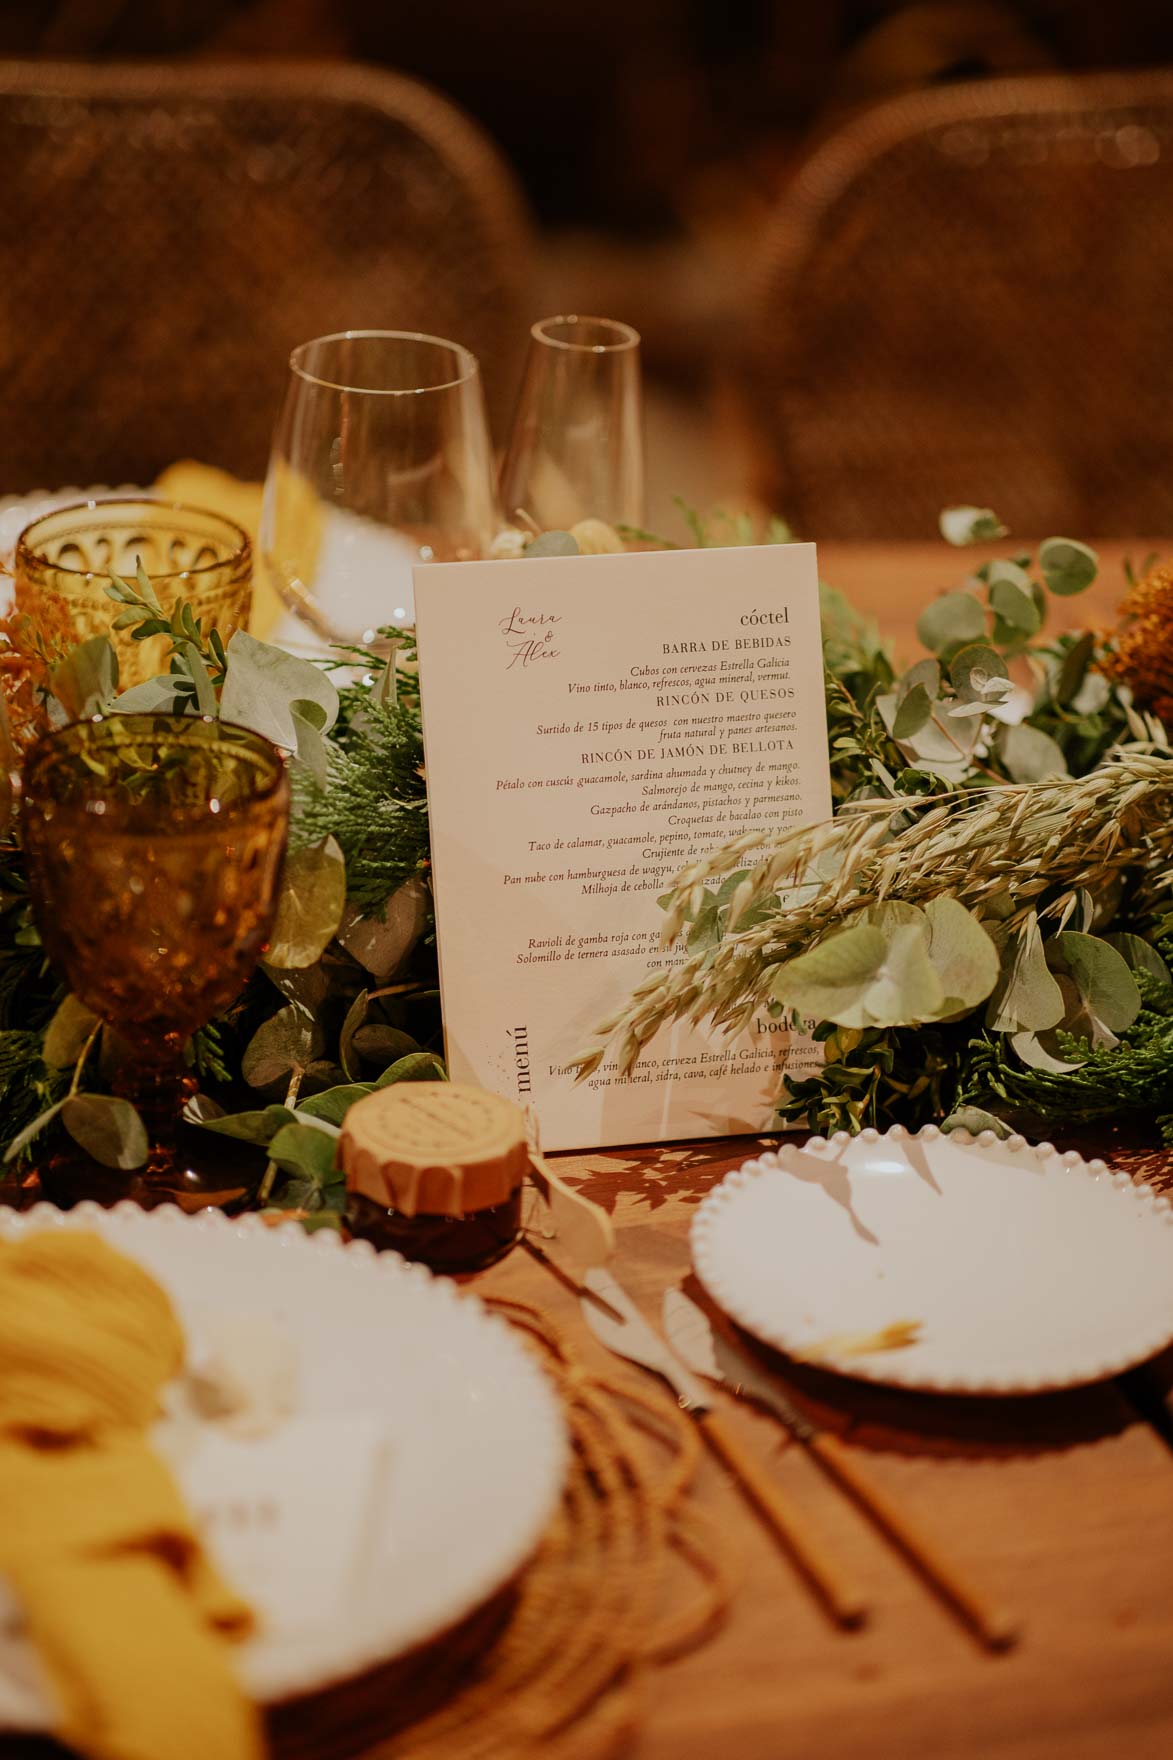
[{"x1": 691, "y1": 1126, "x2": 1173, "y2": 1394}]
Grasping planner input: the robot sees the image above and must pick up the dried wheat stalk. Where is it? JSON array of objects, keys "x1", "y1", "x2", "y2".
[{"x1": 572, "y1": 749, "x2": 1173, "y2": 1078}]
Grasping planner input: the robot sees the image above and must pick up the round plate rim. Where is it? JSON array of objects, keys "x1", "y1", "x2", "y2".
[
  {"x1": 690, "y1": 1125, "x2": 1173, "y2": 1396},
  {"x1": 0, "y1": 1201, "x2": 567, "y2": 1711}
]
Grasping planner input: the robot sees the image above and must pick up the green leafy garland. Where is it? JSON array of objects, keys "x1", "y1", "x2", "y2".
[
  {"x1": 4, "y1": 508, "x2": 1173, "y2": 1211},
  {"x1": 0, "y1": 572, "x2": 437, "y2": 1221},
  {"x1": 575, "y1": 508, "x2": 1173, "y2": 1146}
]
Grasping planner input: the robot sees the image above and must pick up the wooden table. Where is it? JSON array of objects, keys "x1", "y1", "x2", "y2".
[
  {"x1": 482, "y1": 1136, "x2": 1173, "y2": 1760},
  {"x1": 479, "y1": 542, "x2": 1173, "y2": 1758}
]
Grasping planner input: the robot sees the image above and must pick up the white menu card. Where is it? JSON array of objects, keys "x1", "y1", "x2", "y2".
[{"x1": 414, "y1": 543, "x2": 832, "y2": 1151}]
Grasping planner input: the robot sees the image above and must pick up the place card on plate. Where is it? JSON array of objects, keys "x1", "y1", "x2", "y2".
[
  {"x1": 415, "y1": 544, "x2": 831, "y2": 1151},
  {"x1": 173, "y1": 1412, "x2": 391, "y2": 1634}
]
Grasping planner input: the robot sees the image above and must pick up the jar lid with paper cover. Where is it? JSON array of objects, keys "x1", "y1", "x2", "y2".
[{"x1": 341, "y1": 1083, "x2": 528, "y2": 1273}]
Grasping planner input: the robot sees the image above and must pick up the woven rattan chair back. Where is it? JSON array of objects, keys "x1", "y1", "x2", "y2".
[
  {"x1": 0, "y1": 60, "x2": 532, "y2": 491},
  {"x1": 746, "y1": 71, "x2": 1173, "y2": 538}
]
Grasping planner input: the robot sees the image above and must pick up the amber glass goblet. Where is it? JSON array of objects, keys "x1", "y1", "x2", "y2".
[
  {"x1": 21, "y1": 715, "x2": 289, "y2": 1207},
  {"x1": 14, "y1": 500, "x2": 252, "y2": 688}
]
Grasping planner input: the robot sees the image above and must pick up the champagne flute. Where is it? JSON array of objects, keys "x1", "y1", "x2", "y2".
[
  {"x1": 261, "y1": 329, "x2": 499, "y2": 647},
  {"x1": 498, "y1": 316, "x2": 644, "y2": 533}
]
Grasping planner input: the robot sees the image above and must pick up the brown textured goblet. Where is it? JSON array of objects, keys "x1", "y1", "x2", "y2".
[
  {"x1": 14, "y1": 499, "x2": 252, "y2": 688},
  {"x1": 21, "y1": 714, "x2": 289, "y2": 1207}
]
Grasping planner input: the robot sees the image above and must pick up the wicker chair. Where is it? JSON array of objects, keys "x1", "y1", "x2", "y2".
[
  {"x1": 0, "y1": 59, "x2": 533, "y2": 491},
  {"x1": 745, "y1": 70, "x2": 1173, "y2": 538}
]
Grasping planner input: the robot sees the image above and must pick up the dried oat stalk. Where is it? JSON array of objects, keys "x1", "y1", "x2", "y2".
[{"x1": 572, "y1": 749, "x2": 1173, "y2": 1078}]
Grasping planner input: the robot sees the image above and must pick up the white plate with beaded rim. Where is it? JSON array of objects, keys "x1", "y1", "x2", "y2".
[
  {"x1": 690, "y1": 1126, "x2": 1173, "y2": 1395},
  {"x1": 0, "y1": 1202, "x2": 566, "y2": 1730}
]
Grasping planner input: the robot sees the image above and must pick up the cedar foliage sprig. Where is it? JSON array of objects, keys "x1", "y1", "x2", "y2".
[{"x1": 292, "y1": 693, "x2": 429, "y2": 916}]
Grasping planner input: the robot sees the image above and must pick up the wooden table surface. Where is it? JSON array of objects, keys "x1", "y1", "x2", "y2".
[
  {"x1": 481, "y1": 1135, "x2": 1173, "y2": 1760},
  {"x1": 480, "y1": 541, "x2": 1173, "y2": 1760}
]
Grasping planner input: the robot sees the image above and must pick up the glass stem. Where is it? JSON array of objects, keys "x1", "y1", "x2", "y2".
[{"x1": 112, "y1": 1031, "x2": 195, "y2": 1150}]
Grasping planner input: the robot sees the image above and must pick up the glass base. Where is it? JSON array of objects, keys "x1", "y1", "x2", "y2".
[
  {"x1": 35, "y1": 1123, "x2": 266, "y2": 1213},
  {"x1": 346, "y1": 1190, "x2": 522, "y2": 1274}
]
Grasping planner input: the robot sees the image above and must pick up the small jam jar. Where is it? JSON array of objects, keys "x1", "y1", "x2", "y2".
[{"x1": 340, "y1": 1083, "x2": 527, "y2": 1274}]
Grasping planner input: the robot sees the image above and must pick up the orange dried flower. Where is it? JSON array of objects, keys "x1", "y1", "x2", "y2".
[
  {"x1": 1101, "y1": 561, "x2": 1173, "y2": 724},
  {"x1": 0, "y1": 599, "x2": 75, "y2": 758}
]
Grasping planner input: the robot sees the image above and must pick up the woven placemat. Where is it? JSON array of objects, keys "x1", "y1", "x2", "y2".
[{"x1": 269, "y1": 1298, "x2": 731, "y2": 1760}]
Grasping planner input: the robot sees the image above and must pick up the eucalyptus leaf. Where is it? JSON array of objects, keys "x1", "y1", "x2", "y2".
[
  {"x1": 999, "y1": 723, "x2": 1069, "y2": 784},
  {"x1": 265, "y1": 836, "x2": 347, "y2": 969},
  {"x1": 298, "y1": 1083, "x2": 373, "y2": 1125},
  {"x1": 352, "y1": 1024, "x2": 421, "y2": 1065},
  {"x1": 916, "y1": 591, "x2": 986, "y2": 655},
  {"x1": 876, "y1": 689, "x2": 980, "y2": 783},
  {"x1": 112, "y1": 675, "x2": 187, "y2": 714},
  {"x1": 196, "y1": 1104, "x2": 299, "y2": 1145},
  {"x1": 337, "y1": 880, "x2": 429, "y2": 981},
  {"x1": 242, "y1": 1004, "x2": 321, "y2": 1088},
  {"x1": 899, "y1": 657, "x2": 941, "y2": 700},
  {"x1": 922, "y1": 895, "x2": 1000, "y2": 1015},
  {"x1": 988, "y1": 571, "x2": 1042, "y2": 638},
  {"x1": 219, "y1": 630, "x2": 339, "y2": 752},
  {"x1": 266, "y1": 1122, "x2": 343, "y2": 1199},
  {"x1": 688, "y1": 895, "x2": 721, "y2": 951},
  {"x1": 1010, "y1": 1029, "x2": 1086, "y2": 1073},
  {"x1": 949, "y1": 643, "x2": 1009, "y2": 702},
  {"x1": 42, "y1": 994, "x2": 100, "y2": 1069},
  {"x1": 985, "y1": 913, "x2": 1065, "y2": 1033},
  {"x1": 938, "y1": 507, "x2": 1007, "y2": 546},
  {"x1": 339, "y1": 988, "x2": 369, "y2": 1081},
  {"x1": 288, "y1": 707, "x2": 330, "y2": 784},
  {"x1": 771, "y1": 921, "x2": 944, "y2": 1029},
  {"x1": 374, "y1": 1052, "x2": 447, "y2": 1086},
  {"x1": 1103, "y1": 933, "x2": 1173, "y2": 989},
  {"x1": 61, "y1": 1094, "x2": 148, "y2": 1169},
  {"x1": 261, "y1": 959, "x2": 332, "y2": 1015},
  {"x1": 51, "y1": 636, "x2": 119, "y2": 720},
  {"x1": 525, "y1": 531, "x2": 580, "y2": 558},
  {"x1": 1048, "y1": 932, "x2": 1141, "y2": 1034},
  {"x1": 851, "y1": 902, "x2": 925, "y2": 935},
  {"x1": 893, "y1": 683, "x2": 932, "y2": 739},
  {"x1": 1040, "y1": 537, "x2": 1098, "y2": 597},
  {"x1": 716, "y1": 868, "x2": 755, "y2": 906}
]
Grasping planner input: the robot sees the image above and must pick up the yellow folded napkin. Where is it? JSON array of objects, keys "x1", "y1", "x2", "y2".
[
  {"x1": 0, "y1": 1231, "x2": 263, "y2": 1760},
  {"x1": 154, "y1": 461, "x2": 321, "y2": 643}
]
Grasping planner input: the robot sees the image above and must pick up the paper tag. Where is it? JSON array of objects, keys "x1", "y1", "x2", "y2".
[{"x1": 175, "y1": 1412, "x2": 390, "y2": 1634}]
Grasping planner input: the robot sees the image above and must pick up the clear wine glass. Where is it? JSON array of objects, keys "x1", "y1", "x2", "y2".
[
  {"x1": 498, "y1": 315, "x2": 644, "y2": 533},
  {"x1": 261, "y1": 330, "x2": 499, "y2": 647}
]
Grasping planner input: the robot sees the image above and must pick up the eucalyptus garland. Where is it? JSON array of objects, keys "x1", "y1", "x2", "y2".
[{"x1": 3, "y1": 507, "x2": 1172, "y2": 1210}]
